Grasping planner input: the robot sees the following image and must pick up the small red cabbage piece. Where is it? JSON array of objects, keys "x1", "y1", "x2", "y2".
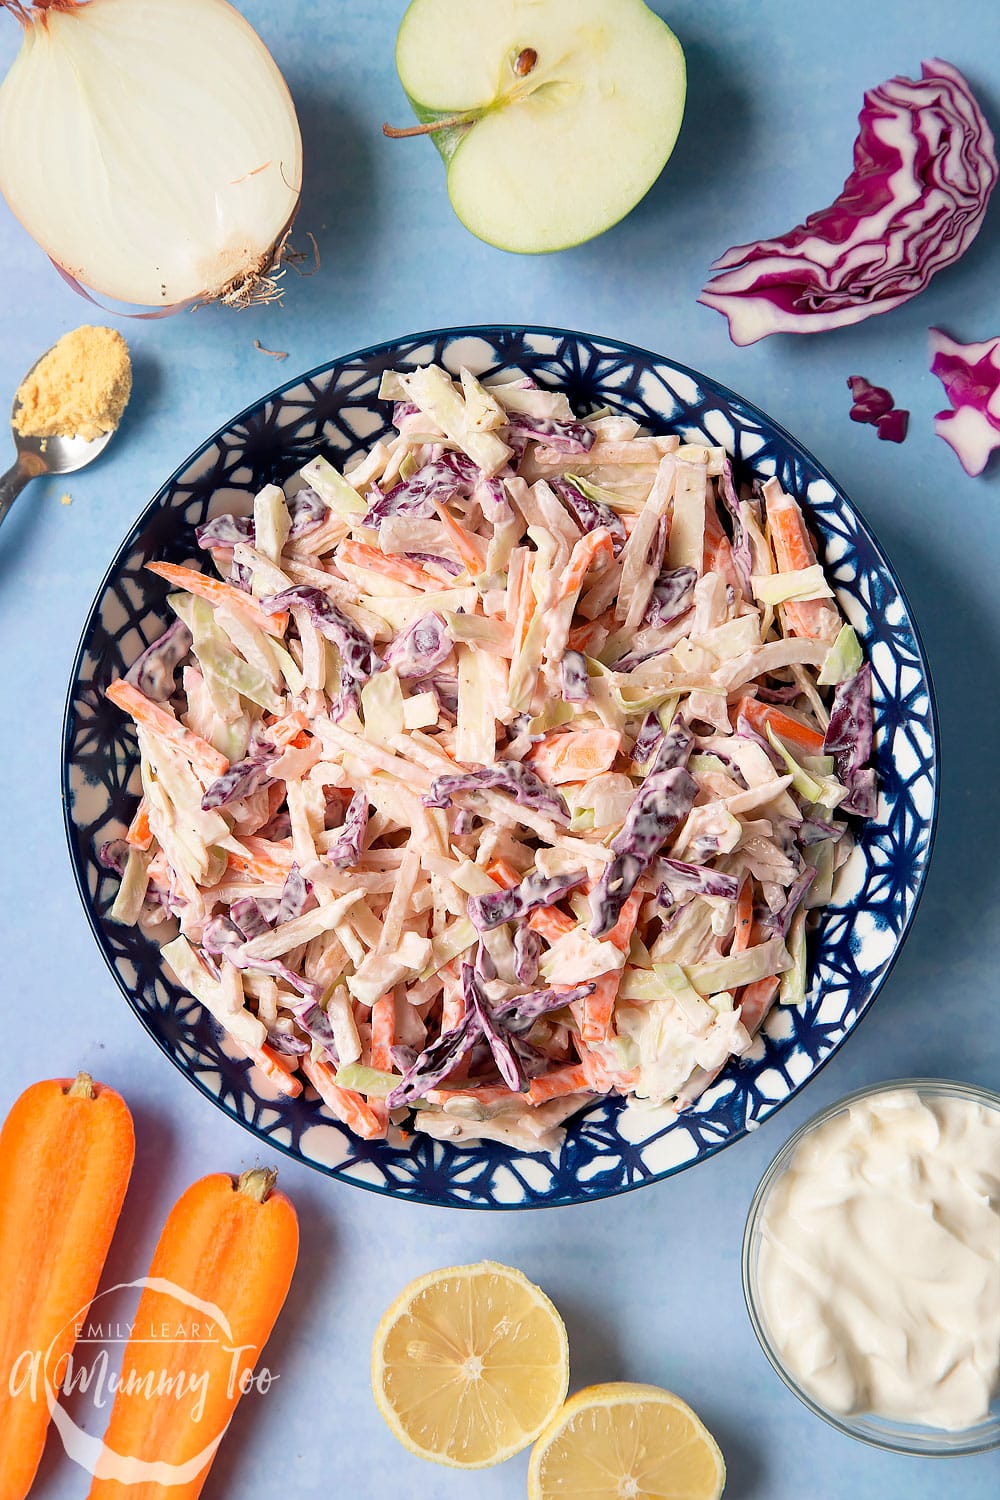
[
  {"x1": 549, "y1": 477, "x2": 627, "y2": 554},
  {"x1": 591, "y1": 726, "x2": 697, "y2": 938},
  {"x1": 462, "y1": 965, "x2": 525, "y2": 1092},
  {"x1": 929, "y1": 326, "x2": 1000, "y2": 475},
  {"x1": 876, "y1": 409, "x2": 909, "y2": 444},
  {"x1": 468, "y1": 869, "x2": 587, "y2": 932},
  {"x1": 287, "y1": 486, "x2": 330, "y2": 539},
  {"x1": 657, "y1": 859, "x2": 741, "y2": 902},
  {"x1": 364, "y1": 453, "x2": 478, "y2": 525},
  {"x1": 493, "y1": 982, "x2": 595, "y2": 1032},
  {"x1": 196, "y1": 513, "x2": 254, "y2": 549},
  {"x1": 512, "y1": 924, "x2": 542, "y2": 985},
  {"x1": 561, "y1": 649, "x2": 590, "y2": 704},
  {"x1": 424, "y1": 763, "x2": 570, "y2": 823},
  {"x1": 505, "y1": 413, "x2": 596, "y2": 453},
  {"x1": 700, "y1": 59, "x2": 997, "y2": 344},
  {"x1": 847, "y1": 376, "x2": 910, "y2": 443},
  {"x1": 384, "y1": 1006, "x2": 480, "y2": 1108},
  {"x1": 643, "y1": 566, "x2": 697, "y2": 628},
  {"x1": 201, "y1": 750, "x2": 275, "y2": 810},
  {"x1": 383, "y1": 612, "x2": 452, "y2": 679},
  {"x1": 326, "y1": 790, "x2": 369, "y2": 869},
  {"x1": 847, "y1": 376, "x2": 895, "y2": 423},
  {"x1": 125, "y1": 618, "x2": 192, "y2": 703},
  {"x1": 824, "y1": 663, "x2": 877, "y2": 817}
]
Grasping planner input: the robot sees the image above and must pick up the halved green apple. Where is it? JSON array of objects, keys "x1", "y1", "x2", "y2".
[{"x1": 391, "y1": 0, "x2": 686, "y2": 254}]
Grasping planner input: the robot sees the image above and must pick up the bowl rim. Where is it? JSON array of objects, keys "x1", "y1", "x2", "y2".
[
  {"x1": 742, "y1": 1076, "x2": 1000, "y2": 1455},
  {"x1": 61, "y1": 323, "x2": 941, "y2": 1208}
]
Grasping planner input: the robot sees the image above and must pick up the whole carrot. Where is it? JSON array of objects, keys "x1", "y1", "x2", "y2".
[
  {"x1": 87, "y1": 1168, "x2": 298, "y2": 1500},
  {"x1": 0, "y1": 1073, "x2": 135, "y2": 1500}
]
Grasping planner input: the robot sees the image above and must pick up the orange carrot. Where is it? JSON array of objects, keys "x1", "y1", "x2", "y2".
[
  {"x1": 0, "y1": 1074, "x2": 134, "y2": 1500},
  {"x1": 527, "y1": 727, "x2": 622, "y2": 785},
  {"x1": 511, "y1": 554, "x2": 537, "y2": 655},
  {"x1": 558, "y1": 527, "x2": 614, "y2": 599},
  {"x1": 126, "y1": 798, "x2": 153, "y2": 851},
  {"x1": 337, "y1": 540, "x2": 438, "y2": 590},
  {"x1": 735, "y1": 696, "x2": 826, "y2": 756},
  {"x1": 430, "y1": 499, "x2": 486, "y2": 573},
  {"x1": 567, "y1": 607, "x2": 614, "y2": 653},
  {"x1": 87, "y1": 1168, "x2": 298, "y2": 1500},
  {"x1": 301, "y1": 1057, "x2": 385, "y2": 1140},
  {"x1": 580, "y1": 972, "x2": 619, "y2": 1044},
  {"x1": 485, "y1": 858, "x2": 520, "y2": 890},
  {"x1": 266, "y1": 709, "x2": 309, "y2": 747},
  {"x1": 702, "y1": 500, "x2": 741, "y2": 593},
  {"x1": 738, "y1": 976, "x2": 780, "y2": 1036},
  {"x1": 224, "y1": 836, "x2": 296, "y2": 885},
  {"x1": 733, "y1": 878, "x2": 754, "y2": 954},
  {"x1": 145, "y1": 561, "x2": 288, "y2": 636},
  {"x1": 236, "y1": 1041, "x2": 303, "y2": 1099},
  {"x1": 369, "y1": 994, "x2": 395, "y2": 1131},
  {"x1": 105, "y1": 679, "x2": 229, "y2": 780},
  {"x1": 528, "y1": 1064, "x2": 593, "y2": 1106},
  {"x1": 763, "y1": 489, "x2": 839, "y2": 639},
  {"x1": 527, "y1": 906, "x2": 576, "y2": 941}
]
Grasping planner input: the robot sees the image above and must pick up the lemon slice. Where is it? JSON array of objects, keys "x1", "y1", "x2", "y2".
[
  {"x1": 528, "y1": 1382, "x2": 726, "y2": 1500},
  {"x1": 371, "y1": 1260, "x2": 569, "y2": 1469}
]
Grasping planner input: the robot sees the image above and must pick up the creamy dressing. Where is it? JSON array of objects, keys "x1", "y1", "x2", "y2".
[{"x1": 757, "y1": 1088, "x2": 1000, "y2": 1430}]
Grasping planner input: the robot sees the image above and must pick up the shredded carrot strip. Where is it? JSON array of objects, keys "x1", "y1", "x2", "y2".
[
  {"x1": 527, "y1": 907, "x2": 576, "y2": 941},
  {"x1": 145, "y1": 561, "x2": 288, "y2": 636},
  {"x1": 431, "y1": 499, "x2": 486, "y2": 573},
  {"x1": 738, "y1": 976, "x2": 780, "y2": 1036},
  {"x1": 125, "y1": 798, "x2": 153, "y2": 851},
  {"x1": 302, "y1": 1056, "x2": 385, "y2": 1139},
  {"x1": 338, "y1": 540, "x2": 439, "y2": 590},
  {"x1": 237, "y1": 1041, "x2": 304, "y2": 1098},
  {"x1": 733, "y1": 879, "x2": 754, "y2": 954},
  {"x1": 105, "y1": 679, "x2": 229, "y2": 780},
  {"x1": 528, "y1": 1064, "x2": 592, "y2": 1106},
  {"x1": 735, "y1": 696, "x2": 826, "y2": 755}
]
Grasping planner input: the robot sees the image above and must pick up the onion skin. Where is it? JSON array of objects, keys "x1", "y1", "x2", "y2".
[
  {"x1": 0, "y1": 0, "x2": 303, "y2": 310},
  {"x1": 700, "y1": 59, "x2": 997, "y2": 344}
]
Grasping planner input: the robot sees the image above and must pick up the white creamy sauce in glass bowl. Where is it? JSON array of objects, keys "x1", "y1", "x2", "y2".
[{"x1": 757, "y1": 1088, "x2": 1000, "y2": 1431}]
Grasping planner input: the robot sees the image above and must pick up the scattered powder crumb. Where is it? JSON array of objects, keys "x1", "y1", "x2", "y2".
[
  {"x1": 254, "y1": 338, "x2": 289, "y2": 361},
  {"x1": 14, "y1": 326, "x2": 132, "y2": 442},
  {"x1": 60, "y1": 493, "x2": 73, "y2": 507}
]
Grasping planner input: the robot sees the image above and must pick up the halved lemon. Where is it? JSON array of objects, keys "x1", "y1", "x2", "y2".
[
  {"x1": 371, "y1": 1260, "x2": 569, "y2": 1469},
  {"x1": 528, "y1": 1382, "x2": 726, "y2": 1500}
]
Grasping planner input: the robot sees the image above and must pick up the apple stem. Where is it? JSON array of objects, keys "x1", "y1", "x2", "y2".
[{"x1": 382, "y1": 115, "x2": 468, "y2": 139}]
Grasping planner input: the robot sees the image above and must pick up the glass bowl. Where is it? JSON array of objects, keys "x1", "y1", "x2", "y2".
[{"x1": 742, "y1": 1077, "x2": 1000, "y2": 1456}]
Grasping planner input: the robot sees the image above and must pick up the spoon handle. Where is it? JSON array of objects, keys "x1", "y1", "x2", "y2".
[{"x1": 0, "y1": 458, "x2": 37, "y2": 531}]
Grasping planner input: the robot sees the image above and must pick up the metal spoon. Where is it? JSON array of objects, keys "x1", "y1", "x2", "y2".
[{"x1": 0, "y1": 345, "x2": 119, "y2": 531}]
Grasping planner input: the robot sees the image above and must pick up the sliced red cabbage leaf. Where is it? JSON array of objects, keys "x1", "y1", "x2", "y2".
[
  {"x1": 493, "y1": 982, "x2": 595, "y2": 1032},
  {"x1": 643, "y1": 566, "x2": 697, "y2": 628},
  {"x1": 196, "y1": 513, "x2": 254, "y2": 549},
  {"x1": 201, "y1": 749, "x2": 275, "y2": 810},
  {"x1": 462, "y1": 965, "x2": 524, "y2": 1092},
  {"x1": 425, "y1": 763, "x2": 569, "y2": 823},
  {"x1": 549, "y1": 477, "x2": 627, "y2": 554},
  {"x1": 632, "y1": 711, "x2": 663, "y2": 766},
  {"x1": 201, "y1": 916, "x2": 321, "y2": 1002},
  {"x1": 591, "y1": 725, "x2": 698, "y2": 938},
  {"x1": 125, "y1": 618, "x2": 192, "y2": 703},
  {"x1": 700, "y1": 59, "x2": 998, "y2": 344},
  {"x1": 469, "y1": 869, "x2": 587, "y2": 932},
  {"x1": 384, "y1": 1006, "x2": 480, "y2": 1108},
  {"x1": 383, "y1": 612, "x2": 452, "y2": 678},
  {"x1": 561, "y1": 650, "x2": 590, "y2": 704},
  {"x1": 364, "y1": 453, "x2": 478, "y2": 525},
  {"x1": 505, "y1": 413, "x2": 596, "y2": 454},
  {"x1": 824, "y1": 663, "x2": 877, "y2": 817},
  {"x1": 287, "y1": 487, "x2": 330, "y2": 538},
  {"x1": 327, "y1": 790, "x2": 369, "y2": 868},
  {"x1": 929, "y1": 326, "x2": 1000, "y2": 475},
  {"x1": 657, "y1": 859, "x2": 741, "y2": 902},
  {"x1": 261, "y1": 585, "x2": 383, "y2": 717},
  {"x1": 512, "y1": 924, "x2": 542, "y2": 985},
  {"x1": 404, "y1": 552, "x2": 463, "y2": 577}
]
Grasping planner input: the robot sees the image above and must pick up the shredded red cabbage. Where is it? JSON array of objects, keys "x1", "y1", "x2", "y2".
[
  {"x1": 425, "y1": 763, "x2": 569, "y2": 823},
  {"x1": 847, "y1": 376, "x2": 910, "y2": 443},
  {"x1": 505, "y1": 413, "x2": 596, "y2": 454},
  {"x1": 326, "y1": 790, "x2": 369, "y2": 869},
  {"x1": 468, "y1": 869, "x2": 587, "y2": 932},
  {"x1": 383, "y1": 612, "x2": 453, "y2": 678},
  {"x1": 701, "y1": 60, "x2": 997, "y2": 343},
  {"x1": 561, "y1": 650, "x2": 590, "y2": 704},
  {"x1": 824, "y1": 664, "x2": 877, "y2": 817},
  {"x1": 549, "y1": 477, "x2": 628, "y2": 554},
  {"x1": 463, "y1": 965, "x2": 525, "y2": 1092},
  {"x1": 929, "y1": 326, "x2": 1000, "y2": 475},
  {"x1": 125, "y1": 618, "x2": 192, "y2": 703}
]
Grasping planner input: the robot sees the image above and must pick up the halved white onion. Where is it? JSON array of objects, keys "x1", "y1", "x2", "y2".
[{"x1": 0, "y1": 0, "x2": 303, "y2": 308}]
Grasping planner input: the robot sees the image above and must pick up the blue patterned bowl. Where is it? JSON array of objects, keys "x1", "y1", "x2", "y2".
[{"x1": 63, "y1": 327, "x2": 938, "y2": 1209}]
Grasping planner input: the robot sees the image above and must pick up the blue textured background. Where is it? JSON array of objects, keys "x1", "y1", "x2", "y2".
[{"x1": 0, "y1": 2, "x2": 997, "y2": 1496}]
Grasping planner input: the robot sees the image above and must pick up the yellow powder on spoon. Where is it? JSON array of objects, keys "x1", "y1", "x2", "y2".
[{"x1": 13, "y1": 326, "x2": 132, "y2": 443}]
